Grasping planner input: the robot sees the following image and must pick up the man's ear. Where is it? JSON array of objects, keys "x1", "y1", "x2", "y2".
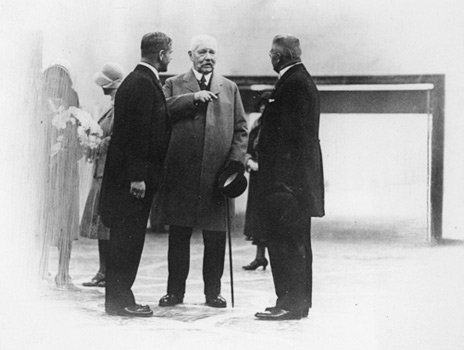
[{"x1": 188, "y1": 51, "x2": 193, "y2": 60}]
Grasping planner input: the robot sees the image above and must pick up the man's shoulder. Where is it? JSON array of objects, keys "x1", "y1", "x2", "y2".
[
  {"x1": 132, "y1": 66, "x2": 156, "y2": 79},
  {"x1": 207, "y1": 72, "x2": 230, "y2": 84},
  {"x1": 213, "y1": 74, "x2": 239, "y2": 92},
  {"x1": 166, "y1": 71, "x2": 191, "y2": 83},
  {"x1": 282, "y1": 65, "x2": 315, "y2": 87},
  {"x1": 123, "y1": 68, "x2": 156, "y2": 87}
]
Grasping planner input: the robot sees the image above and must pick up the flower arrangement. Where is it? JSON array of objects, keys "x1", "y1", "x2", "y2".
[{"x1": 51, "y1": 106, "x2": 103, "y2": 161}]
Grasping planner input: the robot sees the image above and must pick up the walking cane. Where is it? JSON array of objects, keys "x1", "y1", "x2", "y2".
[
  {"x1": 225, "y1": 196, "x2": 235, "y2": 307},
  {"x1": 218, "y1": 161, "x2": 247, "y2": 308}
]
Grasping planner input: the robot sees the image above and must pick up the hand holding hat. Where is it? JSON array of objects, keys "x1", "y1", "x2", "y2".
[{"x1": 217, "y1": 160, "x2": 248, "y2": 198}]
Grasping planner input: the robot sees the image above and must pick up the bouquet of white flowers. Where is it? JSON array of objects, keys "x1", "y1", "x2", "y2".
[{"x1": 51, "y1": 106, "x2": 103, "y2": 161}]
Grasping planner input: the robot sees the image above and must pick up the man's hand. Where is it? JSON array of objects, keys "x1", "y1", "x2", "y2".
[
  {"x1": 194, "y1": 91, "x2": 218, "y2": 103},
  {"x1": 246, "y1": 159, "x2": 259, "y2": 172},
  {"x1": 130, "y1": 181, "x2": 146, "y2": 199}
]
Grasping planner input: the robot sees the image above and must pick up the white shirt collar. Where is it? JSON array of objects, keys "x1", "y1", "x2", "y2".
[
  {"x1": 279, "y1": 62, "x2": 302, "y2": 78},
  {"x1": 139, "y1": 62, "x2": 160, "y2": 81},
  {"x1": 192, "y1": 68, "x2": 212, "y2": 85}
]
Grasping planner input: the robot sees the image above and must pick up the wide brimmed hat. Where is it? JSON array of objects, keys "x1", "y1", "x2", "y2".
[
  {"x1": 94, "y1": 62, "x2": 124, "y2": 89},
  {"x1": 217, "y1": 161, "x2": 248, "y2": 198}
]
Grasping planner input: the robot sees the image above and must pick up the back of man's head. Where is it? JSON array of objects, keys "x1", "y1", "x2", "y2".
[
  {"x1": 141, "y1": 32, "x2": 172, "y2": 59},
  {"x1": 272, "y1": 34, "x2": 302, "y2": 62}
]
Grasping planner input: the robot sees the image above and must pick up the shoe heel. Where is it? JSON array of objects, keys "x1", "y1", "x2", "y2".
[{"x1": 262, "y1": 258, "x2": 268, "y2": 270}]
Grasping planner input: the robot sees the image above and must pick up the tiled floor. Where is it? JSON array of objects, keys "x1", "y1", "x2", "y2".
[{"x1": 2, "y1": 228, "x2": 464, "y2": 350}]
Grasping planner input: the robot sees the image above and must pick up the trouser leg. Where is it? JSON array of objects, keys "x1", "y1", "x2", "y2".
[
  {"x1": 304, "y1": 218, "x2": 313, "y2": 308},
  {"x1": 267, "y1": 217, "x2": 311, "y2": 312},
  {"x1": 285, "y1": 217, "x2": 310, "y2": 312},
  {"x1": 202, "y1": 230, "x2": 226, "y2": 297},
  {"x1": 267, "y1": 229, "x2": 290, "y2": 309},
  {"x1": 105, "y1": 212, "x2": 148, "y2": 312},
  {"x1": 167, "y1": 225, "x2": 193, "y2": 296}
]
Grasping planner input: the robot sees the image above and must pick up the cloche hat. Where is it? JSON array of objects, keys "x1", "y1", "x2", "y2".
[{"x1": 94, "y1": 62, "x2": 124, "y2": 89}]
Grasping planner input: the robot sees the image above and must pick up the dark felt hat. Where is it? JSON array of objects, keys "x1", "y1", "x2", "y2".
[{"x1": 217, "y1": 161, "x2": 248, "y2": 198}]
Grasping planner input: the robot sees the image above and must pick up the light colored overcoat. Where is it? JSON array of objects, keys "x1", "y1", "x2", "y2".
[{"x1": 157, "y1": 70, "x2": 248, "y2": 231}]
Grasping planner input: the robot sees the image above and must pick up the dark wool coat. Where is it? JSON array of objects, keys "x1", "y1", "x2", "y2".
[
  {"x1": 99, "y1": 64, "x2": 171, "y2": 226},
  {"x1": 156, "y1": 70, "x2": 248, "y2": 231},
  {"x1": 257, "y1": 64, "x2": 325, "y2": 217}
]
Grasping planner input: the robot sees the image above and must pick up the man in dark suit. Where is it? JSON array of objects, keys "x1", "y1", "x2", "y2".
[
  {"x1": 254, "y1": 35, "x2": 325, "y2": 321},
  {"x1": 99, "y1": 32, "x2": 172, "y2": 317},
  {"x1": 156, "y1": 34, "x2": 248, "y2": 308}
]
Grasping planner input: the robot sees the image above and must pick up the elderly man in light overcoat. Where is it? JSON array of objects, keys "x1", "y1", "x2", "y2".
[{"x1": 156, "y1": 34, "x2": 248, "y2": 308}]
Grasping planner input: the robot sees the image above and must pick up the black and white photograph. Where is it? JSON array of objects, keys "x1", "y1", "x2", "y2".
[{"x1": 0, "y1": 0, "x2": 463, "y2": 349}]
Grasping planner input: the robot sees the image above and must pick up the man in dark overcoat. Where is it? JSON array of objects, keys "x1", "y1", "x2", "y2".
[
  {"x1": 254, "y1": 35, "x2": 325, "y2": 320},
  {"x1": 99, "y1": 32, "x2": 172, "y2": 317},
  {"x1": 156, "y1": 34, "x2": 248, "y2": 308}
]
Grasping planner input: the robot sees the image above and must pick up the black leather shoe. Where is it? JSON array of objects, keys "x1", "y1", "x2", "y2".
[
  {"x1": 265, "y1": 306, "x2": 308, "y2": 318},
  {"x1": 255, "y1": 308, "x2": 302, "y2": 320},
  {"x1": 205, "y1": 294, "x2": 227, "y2": 308},
  {"x1": 117, "y1": 304, "x2": 153, "y2": 317},
  {"x1": 159, "y1": 293, "x2": 184, "y2": 307},
  {"x1": 265, "y1": 306, "x2": 278, "y2": 312}
]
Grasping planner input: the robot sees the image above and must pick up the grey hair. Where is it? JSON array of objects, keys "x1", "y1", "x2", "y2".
[
  {"x1": 189, "y1": 34, "x2": 218, "y2": 51},
  {"x1": 272, "y1": 34, "x2": 302, "y2": 61}
]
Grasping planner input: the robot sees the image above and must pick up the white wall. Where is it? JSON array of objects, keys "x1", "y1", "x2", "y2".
[{"x1": 3, "y1": 0, "x2": 464, "y2": 239}]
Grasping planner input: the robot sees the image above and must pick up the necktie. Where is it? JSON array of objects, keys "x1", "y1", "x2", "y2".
[{"x1": 199, "y1": 75, "x2": 208, "y2": 90}]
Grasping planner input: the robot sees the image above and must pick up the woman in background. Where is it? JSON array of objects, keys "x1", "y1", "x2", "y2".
[
  {"x1": 80, "y1": 62, "x2": 124, "y2": 287},
  {"x1": 40, "y1": 60, "x2": 83, "y2": 287},
  {"x1": 242, "y1": 92, "x2": 271, "y2": 271}
]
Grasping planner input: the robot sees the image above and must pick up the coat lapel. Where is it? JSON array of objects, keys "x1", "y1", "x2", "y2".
[
  {"x1": 183, "y1": 70, "x2": 201, "y2": 93},
  {"x1": 209, "y1": 73, "x2": 223, "y2": 95},
  {"x1": 182, "y1": 70, "x2": 223, "y2": 94}
]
